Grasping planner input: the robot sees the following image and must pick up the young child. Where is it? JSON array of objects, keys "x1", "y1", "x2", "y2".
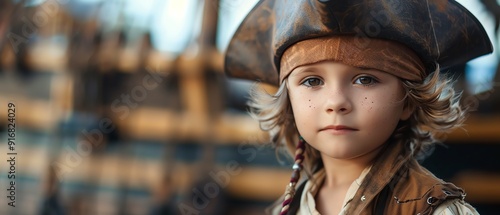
[{"x1": 225, "y1": 0, "x2": 493, "y2": 214}]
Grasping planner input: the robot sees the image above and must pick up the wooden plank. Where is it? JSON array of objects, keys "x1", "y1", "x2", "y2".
[
  {"x1": 226, "y1": 167, "x2": 291, "y2": 201},
  {"x1": 441, "y1": 115, "x2": 500, "y2": 143},
  {"x1": 117, "y1": 107, "x2": 268, "y2": 143},
  {"x1": 452, "y1": 171, "x2": 500, "y2": 204},
  {"x1": 177, "y1": 55, "x2": 210, "y2": 138},
  {"x1": 0, "y1": 97, "x2": 58, "y2": 130}
]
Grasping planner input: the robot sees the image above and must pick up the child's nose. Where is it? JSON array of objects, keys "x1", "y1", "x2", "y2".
[{"x1": 324, "y1": 89, "x2": 352, "y2": 114}]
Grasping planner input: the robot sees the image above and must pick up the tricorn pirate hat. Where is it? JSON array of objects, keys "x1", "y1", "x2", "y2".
[{"x1": 224, "y1": 0, "x2": 493, "y2": 86}]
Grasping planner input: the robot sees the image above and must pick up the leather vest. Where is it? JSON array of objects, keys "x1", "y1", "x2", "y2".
[
  {"x1": 345, "y1": 141, "x2": 466, "y2": 215},
  {"x1": 354, "y1": 159, "x2": 465, "y2": 215},
  {"x1": 288, "y1": 140, "x2": 466, "y2": 215}
]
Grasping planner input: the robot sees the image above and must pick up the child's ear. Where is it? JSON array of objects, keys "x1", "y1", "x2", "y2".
[{"x1": 400, "y1": 102, "x2": 414, "y2": 121}]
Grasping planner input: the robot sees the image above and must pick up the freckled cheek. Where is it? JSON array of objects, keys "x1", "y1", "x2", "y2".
[
  {"x1": 294, "y1": 93, "x2": 318, "y2": 109},
  {"x1": 290, "y1": 95, "x2": 314, "y2": 120},
  {"x1": 361, "y1": 92, "x2": 400, "y2": 108},
  {"x1": 308, "y1": 99, "x2": 318, "y2": 109},
  {"x1": 293, "y1": 100, "x2": 318, "y2": 126},
  {"x1": 360, "y1": 97, "x2": 375, "y2": 111}
]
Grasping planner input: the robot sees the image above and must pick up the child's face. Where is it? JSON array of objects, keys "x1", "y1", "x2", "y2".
[{"x1": 287, "y1": 61, "x2": 412, "y2": 160}]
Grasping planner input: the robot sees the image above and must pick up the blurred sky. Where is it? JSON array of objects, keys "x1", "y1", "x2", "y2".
[{"x1": 55, "y1": 0, "x2": 259, "y2": 53}]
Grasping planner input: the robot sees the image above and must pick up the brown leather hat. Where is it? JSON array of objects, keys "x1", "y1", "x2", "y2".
[{"x1": 224, "y1": 0, "x2": 493, "y2": 86}]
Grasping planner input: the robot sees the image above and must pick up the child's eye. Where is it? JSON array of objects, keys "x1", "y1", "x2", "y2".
[
  {"x1": 354, "y1": 76, "x2": 378, "y2": 86},
  {"x1": 301, "y1": 77, "x2": 324, "y2": 87}
]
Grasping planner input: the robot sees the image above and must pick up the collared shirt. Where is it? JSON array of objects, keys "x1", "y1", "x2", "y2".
[{"x1": 299, "y1": 167, "x2": 371, "y2": 215}]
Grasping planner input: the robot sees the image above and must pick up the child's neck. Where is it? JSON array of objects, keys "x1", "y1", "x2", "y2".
[
  {"x1": 316, "y1": 151, "x2": 381, "y2": 215},
  {"x1": 320, "y1": 147, "x2": 382, "y2": 188}
]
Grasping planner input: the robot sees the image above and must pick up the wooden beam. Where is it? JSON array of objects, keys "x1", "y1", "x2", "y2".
[
  {"x1": 441, "y1": 115, "x2": 500, "y2": 143},
  {"x1": 452, "y1": 171, "x2": 500, "y2": 204}
]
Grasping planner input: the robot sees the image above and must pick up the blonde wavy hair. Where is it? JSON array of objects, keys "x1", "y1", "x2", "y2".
[{"x1": 248, "y1": 65, "x2": 466, "y2": 176}]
